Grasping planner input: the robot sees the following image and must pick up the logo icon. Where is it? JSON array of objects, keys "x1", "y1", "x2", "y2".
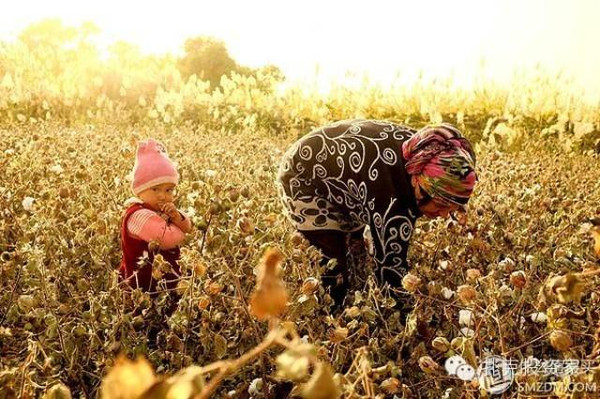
[
  {"x1": 477, "y1": 356, "x2": 514, "y2": 395},
  {"x1": 456, "y1": 363, "x2": 476, "y2": 381},
  {"x1": 445, "y1": 355, "x2": 475, "y2": 381}
]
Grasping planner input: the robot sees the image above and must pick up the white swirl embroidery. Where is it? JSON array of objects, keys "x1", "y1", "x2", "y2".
[
  {"x1": 370, "y1": 198, "x2": 413, "y2": 267},
  {"x1": 277, "y1": 119, "x2": 417, "y2": 253}
]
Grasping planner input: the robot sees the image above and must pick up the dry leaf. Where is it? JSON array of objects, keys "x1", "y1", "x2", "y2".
[
  {"x1": 549, "y1": 329, "x2": 573, "y2": 352},
  {"x1": 380, "y1": 377, "x2": 401, "y2": 394},
  {"x1": 197, "y1": 295, "x2": 211, "y2": 310},
  {"x1": 141, "y1": 366, "x2": 205, "y2": 399},
  {"x1": 465, "y1": 268, "x2": 482, "y2": 282},
  {"x1": 509, "y1": 270, "x2": 527, "y2": 288},
  {"x1": 300, "y1": 362, "x2": 341, "y2": 399},
  {"x1": 176, "y1": 279, "x2": 190, "y2": 296},
  {"x1": 405, "y1": 312, "x2": 418, "y2": 337},
  {"x1": 418, "y1": 356, "x2": 440, "y2": 374},
  {"x1": 451, "y1": 337, "x2": 477, "y2": 366},
  {"x1": 148, "y1": 240, "x2": 160, "y2": 253},
  {"x1": 43, "y1": 383, "x2": 72, "y2": 399},
  {"x1": 237, "y1": 216, "x2": 254, "y2": 235},
  {"x1": 591, "y1": 224, "x2": 600, "y2": 257},
  {"x1": 344, "y1": 306, "x2": 361, "y2": 319},
  {"x1": 152, "y1": 267, "x2": 163, "y2": 281},
  {"x1": 165, "y1": 366, "x2": 205, "y2": 399},
  {"x1": 193, "y1": 262, "x2": 207, "y2": 277},
  {"x1": 213, "y1": 334, "x2": 228, "y2": 359},
  {"x1": 328, "y1": 327, "x2": 348, "y2": 343},
  {"x1": 301, "y1": 277, "x2": 320, "y2": 295},
  {"x1": 101, "y1": 356, "x2": 157, "y2": 399},
  {"x1": 457, "y1": 285, "x2": 477, "y2": 304},
  {"x1": 547, "y1": 303, "x2": 585, "y2": 321},
  {"x1": 431, "y1": 337, "x2": 450, "y2": 353},
  {"x1": 470, "y1": 237, "x2": 487, "y2": 251},
  {"x1": 402, "y1": 273, "x2": 422, "y2": 293},
  {"x1": 204, "y1": 280, "x2": 224, "y2": 296},
  {"x1": 545, "y1": 273, "x2": 587, "y2": 304},
  {"x1": 153, "y1": 254, "x2": 173, "y2": 277},
  {"x1": 249, "y1": 248, "x2": 288, "y2": 320},
  {"x1": 264, "y1": 213, "x2": 278, "y2": 225}
]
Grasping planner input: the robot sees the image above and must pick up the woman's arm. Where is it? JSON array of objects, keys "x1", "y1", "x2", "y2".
[{"x1": 127, "y1": 209, "x2": 186, "y2": 249}]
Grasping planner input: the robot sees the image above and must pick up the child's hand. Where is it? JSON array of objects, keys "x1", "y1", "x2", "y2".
[{"x1": 160, "y1": 202, "x2": 183, "y2": 223}]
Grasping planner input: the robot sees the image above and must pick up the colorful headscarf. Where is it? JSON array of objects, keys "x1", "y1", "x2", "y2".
[{"x1": 401, "y1": 123, "x2": 477, "y2": 208}]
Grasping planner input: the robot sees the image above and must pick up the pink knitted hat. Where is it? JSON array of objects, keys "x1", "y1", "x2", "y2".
[{"x1": 131, "y1": 139, "x2": 179, "y2": 196}]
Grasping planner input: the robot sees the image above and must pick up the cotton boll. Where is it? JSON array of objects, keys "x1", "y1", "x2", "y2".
[
  {"x1": 439, "y1": 260, "x2": 451, "y2": 271},
  {"x1": 530, "y1": 312, "x2": 547, "y2": 324},
  {"x1": 22, "y1": 197, "x2": 34, "y2": 211},
  {"x1": 525, "y1": 254, "x2": 535, "y2": 263},
  {"x1": 459, "y1": 309, "x2": 474, "y2": 327},
  {"x1": 498, "y1": 257, "x2": 516, "y2": 272},
  {"x1": 248, "y1": 378, "x2": 263, "y2": 396},
  {"x1": 441, "y1": 287, "x2": 455, "y2": 300},
  {"x1": 50, "y1": 164, "x2": 64, "y2": 174}
]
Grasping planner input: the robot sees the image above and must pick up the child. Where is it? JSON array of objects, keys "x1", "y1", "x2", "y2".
[{"x1": 119, "y1": 139, "x2": 192, "y2": 294}]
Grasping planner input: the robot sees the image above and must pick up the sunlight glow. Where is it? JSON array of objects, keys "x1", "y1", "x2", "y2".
[{"x1": 1, "y1": 0, "x2": 599, "y2": 100}]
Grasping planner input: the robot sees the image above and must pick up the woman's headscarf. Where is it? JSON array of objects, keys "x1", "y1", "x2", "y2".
[{"x1": 401, "y1": 123, "x2": 477, "y2": 208}]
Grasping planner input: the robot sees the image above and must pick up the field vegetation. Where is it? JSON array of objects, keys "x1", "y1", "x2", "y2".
[{"x1": 1, "y1": 20, "x2": 600, "y2": 398}]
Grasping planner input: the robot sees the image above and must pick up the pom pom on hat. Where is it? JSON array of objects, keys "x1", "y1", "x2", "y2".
[{"x1": 131, "y1": 139, "x2": 179, "y2": 196}]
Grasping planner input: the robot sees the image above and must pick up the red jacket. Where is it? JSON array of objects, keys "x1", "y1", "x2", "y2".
[{"x1": 119, "y1": 203, "x2": 181, "y2": 293}]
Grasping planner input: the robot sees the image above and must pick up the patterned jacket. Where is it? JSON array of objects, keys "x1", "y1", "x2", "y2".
[{"x1": 277, "y1": 119, "x2": 422, "y2": 284}]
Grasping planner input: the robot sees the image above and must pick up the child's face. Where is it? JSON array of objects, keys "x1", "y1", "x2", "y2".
[{"x1": 138, "y1": 183, "x2": 176, "y2": 211}]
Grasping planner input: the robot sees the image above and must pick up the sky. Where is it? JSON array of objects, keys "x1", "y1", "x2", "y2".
[{"x1": 1, "y1": 0, "x2": 599, "y2": 100}]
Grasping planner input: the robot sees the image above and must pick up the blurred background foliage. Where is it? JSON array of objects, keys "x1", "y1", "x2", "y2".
[{"x1": 0, "y1": 19, "x2": 598, "y2": 153}]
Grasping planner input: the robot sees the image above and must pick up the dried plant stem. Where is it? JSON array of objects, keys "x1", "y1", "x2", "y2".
[
  {"x1": 220, "y1": 254, "x2": 262, "y2": 342},
  {"x1": 361, "y1": 358, "x2": 375, "y2": 398},
  {"x1": 580, "y1": 268, "x2": 600, "y2": 278},
  {"x1": 197, "y1": 328, "x2": 283, "y2": 399},
  {"x1": 503, "y1": 331, "x2": 552, "y2": 356},
  {"x1": 368, "y1": 289, "x2": 390, "y2": 337},
  {"x1": 19, "y1": 340, "x2": 38, "y2": 398},
  {"x1": 99, "y1": 179, "x2": 121, "y2": 211},
  {"x1": 38, "y1": 253, "x2": 70, "y2": 368},
  {"x1": 181, "y1": 267, "x2": 197, "y2": 369},
  {"x1": 199, "y1": 213, "x2": 213, "y2": 255},
  {"x1": 0, "y1": 262, "x2": 23, "y2": 324}
]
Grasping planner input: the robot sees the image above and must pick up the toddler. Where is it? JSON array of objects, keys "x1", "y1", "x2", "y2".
[{"x1": 119, "y1": 139, "x2": 192, "y2": 293}]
